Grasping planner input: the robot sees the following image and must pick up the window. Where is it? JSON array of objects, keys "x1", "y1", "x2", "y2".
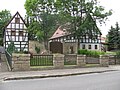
[
  {"x1": 82, "y1": 44, "x2": 85, "y2": 49},
  {"x1": 19, "y1": 31, "x2": 23, "y2": 36},
  {"x1": 95, "y1": 45, "x2": 98, "y2": 49},
  {"x1": 15, "y1": 18, "x2": 20, "y2": 23},
  {"x1": 11, "y1": 31, "x2": 16, "y2": 36},
  {"x1": 88, "y1": 45, "x2": 91, "y2": 49}
]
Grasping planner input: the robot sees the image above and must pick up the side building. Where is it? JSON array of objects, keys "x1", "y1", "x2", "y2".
[
  {"x1": 3, "y1": 12, "x2": 29, "y2": 52},
  {"x1": 49, "y1": 26, "x2": 102, "y2": 54}
]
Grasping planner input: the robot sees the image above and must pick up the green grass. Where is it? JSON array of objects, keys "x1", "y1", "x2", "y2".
[
  {"x1": 105, "y1": 51, "x2": 116, "y2": 55},
  {"x1": 85, "y1": 64, "x2": 100, "y2": 67},
  {"x1": 78, "y1": 49, "x2": 105, "y2": 57}
]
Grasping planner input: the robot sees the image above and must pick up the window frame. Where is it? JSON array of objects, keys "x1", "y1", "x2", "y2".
[
  {"x1": 82, "y1": 44, "x2": 86, "y2": 49},
  {"x1": 11, "y1": 30, "x2": 16, "y2": 36},
  {"x1": 19, "y1": 31, "x2": 23, "y2": 36},
  {"x1": 15, "y1": 17, "x2": 20, "y2": 24},
  {"x1": 88, "y1": 45, "x2": 91, "y2": 49},
  {"x1": 95, "y1": 45, "x2": 98, "y2": 49}
]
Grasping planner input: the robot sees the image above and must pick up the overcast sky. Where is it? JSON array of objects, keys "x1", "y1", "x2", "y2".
[{"x1": 0, "y1": 0, "x2": 119, "y2": 37}]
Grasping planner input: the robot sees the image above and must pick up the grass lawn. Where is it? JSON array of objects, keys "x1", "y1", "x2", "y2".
[
  {"x1": 86, "y1": 64, "x2": 100, "y2": 67},
  {"x1": 105, "y1": 51, "x2": 116, "y2": 55}
]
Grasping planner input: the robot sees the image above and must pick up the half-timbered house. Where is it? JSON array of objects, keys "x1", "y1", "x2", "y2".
[
  {"x1": 3, "y1": 12, "x2": 29, "y2": 52},
  {"x1": 49, "y1": 15, "x2": 102, "y2": 54}
]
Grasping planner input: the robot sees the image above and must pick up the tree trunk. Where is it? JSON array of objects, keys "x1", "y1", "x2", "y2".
[{"x1": 77, "y1": 38, "x2": 80, "y2": 51}]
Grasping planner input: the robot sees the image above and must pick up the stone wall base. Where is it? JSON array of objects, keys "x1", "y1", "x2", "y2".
[{"x1": 12, "y1": 53, "x2": 30, "y2": 71}]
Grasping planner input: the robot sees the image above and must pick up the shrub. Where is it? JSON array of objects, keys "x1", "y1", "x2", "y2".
[
  {"x1": 7, "y1": 41, "x2": 16, "y2": 55},
  {"x1": 35, "y1": 45, "x2": 40, "y2": 54},
  {"x1": 116, "y1": 51, "x2": 120, "y2": 58},
  {"x1": 78, "y1": 49, "x2": 105, "y2": 57},
  {"x1": 78, "y1": 49, "x2": 88, "y2": 55}
]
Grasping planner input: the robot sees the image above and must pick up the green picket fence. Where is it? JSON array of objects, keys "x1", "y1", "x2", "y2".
[{"x1": 30, "y1": 55, "x2": 53, "y2": 66}]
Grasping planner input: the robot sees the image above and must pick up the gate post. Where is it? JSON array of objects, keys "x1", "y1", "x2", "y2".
[
  {"x1": 100, "y1": 55, "x2": 109, "y2": 67},
  {"x1": 12, "y1": 53, "x2": 30, "y2": 71},
  {"x1": 77, "y1": 55, "x2": 86, "y2": 67},
  {"x1": 53, "y1": 54, "x2": 64, "y2": 69}
]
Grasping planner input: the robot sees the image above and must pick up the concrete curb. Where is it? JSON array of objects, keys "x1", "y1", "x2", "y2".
[{"x1": 3, "y1": 70, "x2": 117, "y2": 81}]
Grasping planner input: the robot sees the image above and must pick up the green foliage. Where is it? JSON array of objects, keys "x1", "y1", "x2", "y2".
[
  {"x1": 78, "y1": 49, "x2": 88, "y2": 55},
  {"x1": 116, "y1": 51, "x2": 120, "y2": 58},
  {"x1": 0, "y1": 9, "x2": 11, "y2": 46},
  {"x1": 7, "y1": 42, "x2": 16, "y2": 55},
  {"x1": 0, "y1": 9, "x2": 11, "y2": 29},
  {"x1": 54, "y1": 0, "x2": 112, "y2": 49},
  {"x1": 107, "y1": 22, "x2": 120, "y2": 50},
  {"x1": 78, "y1": 49, "x2": 105, "y2": 57},
  {"x1": 25, "y1": 0, "x2": 57, "y2": 39},
  {"x1": 7, "y1": 42, "x2": 29, "y2": 54},
  {"x1": 35, "y1": 45, "x2": 40, "y2": 54},
  {"x1": 28, "y1": 21, "x2": 44, "y2": 41},
  {"x1": 24, "y1": 0, "x2": 112, "y2": 50}
]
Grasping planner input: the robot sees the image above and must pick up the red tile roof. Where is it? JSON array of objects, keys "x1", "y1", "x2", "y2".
[{"x1": 50, "y1": 26, "x2": 69, "y2": 39}]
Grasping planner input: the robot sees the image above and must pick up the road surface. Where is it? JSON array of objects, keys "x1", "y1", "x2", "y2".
[{"x1": 0, "y1": 71, "x2": 120, "y2": 90}]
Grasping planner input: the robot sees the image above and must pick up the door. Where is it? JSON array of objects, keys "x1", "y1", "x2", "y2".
[{"x1": 50, "y1": 42, "x2": 63, "y2": 54}]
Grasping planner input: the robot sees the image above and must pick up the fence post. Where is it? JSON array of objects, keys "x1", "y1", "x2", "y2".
[
  {"x1": 12, "y1": 53, "x2": 30, "y2": 71},
  {"x1": 77, "y1": 55, "x2": 86, "y2": 67},
  {"x1": 99, "y1": 55, "x2": 109, "y2": 67},
  {"x1": 53, "y1": 54, "x2": 64, "y2": 69}
]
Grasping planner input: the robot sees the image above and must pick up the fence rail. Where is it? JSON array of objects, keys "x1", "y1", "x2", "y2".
[
  {"x1": 30, "y1": 54, "x2": 53, "y2": 66},
  {"x1": 5, "y1": 50, "x2": 12, "y2": 70}
]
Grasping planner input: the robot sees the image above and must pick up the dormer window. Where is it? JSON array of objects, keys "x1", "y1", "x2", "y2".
[{"x1": 15, "y1": 18, "x2": 20, "y2": 23}]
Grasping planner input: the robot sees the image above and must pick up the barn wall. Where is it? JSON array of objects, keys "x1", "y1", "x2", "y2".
[{"x1": 63, "y1": 42, "x2": 77, "y2": 54}]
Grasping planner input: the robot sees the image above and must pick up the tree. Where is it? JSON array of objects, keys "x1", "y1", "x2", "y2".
[
  {"x1": 54, "y1": 0, "x2": 112, "y2": 49},
  {"x1": 0, "y1": 9, "x2": 12, "y2": 46},
  {"x1": 24, "y1": 0, "x2": 112, "y2": 50},
  {"x1": 25, "y1": 0, "x2": 59, "y2": 49},
  {"x1": 27, "y1": 21, "x2": 43, "y2": 41},
  {"x1": 107, "y1": 22, "x2": 120, "y2": 50}
]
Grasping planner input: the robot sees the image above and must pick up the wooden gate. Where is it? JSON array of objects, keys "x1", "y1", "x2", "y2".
[{"x1": 50, "y1": 42, "x2": 63, "y2": 54}]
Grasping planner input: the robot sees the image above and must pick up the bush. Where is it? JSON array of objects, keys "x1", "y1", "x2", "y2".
[
  {"x1": 78, "y1": 49, "x2": 105, "y2": 57},
  {"x1": 78, "y1": 49, "x2": 87, "y2": 55},
  {"x1": 116, "y1": 51, "x2": 120, "y2": 58},
  {"x1": 7, "y1": 41, "x2": 16, "y2": 55},
  {"x1": 35, "y1": 45, "x2": 40, "y2": 54}
]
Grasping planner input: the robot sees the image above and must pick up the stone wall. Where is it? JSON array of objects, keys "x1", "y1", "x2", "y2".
[
  {"x1": 63, "y1": 42, "x2": 77, "y2": 54},
  {"x1": 29, "y1": 41, "x2": 47, "y2": 54},
  {"x1": 11, "y1": 54, "x2": 113, "y2": 71},
  {"x1": 99, "y1": 55, "x2": 109, "y2": 67},
  {"x1": 53, "y1": 54, "x2": 64, "y2": 69},
  {"x1": 12, "y1": 53, "x2": 30, "y2": 71},
  {"x1": 77, "y1": 55, "x2": 86, "y2": 67},
  {"x1": 64, "y1": 54, "x2": 77, "y2": 62},
  {"x1": 0, "y1": 53, "x2": 9, "y2": 72}
]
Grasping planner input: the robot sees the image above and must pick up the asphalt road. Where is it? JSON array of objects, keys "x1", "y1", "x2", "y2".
[{"x1": 0, "y1": 71, "x2": 120, "y2": 90}]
